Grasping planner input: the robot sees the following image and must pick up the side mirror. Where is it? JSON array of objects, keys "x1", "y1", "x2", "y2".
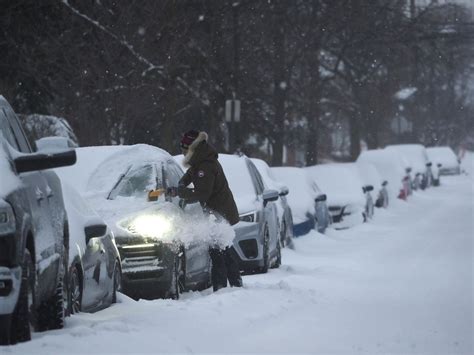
[
  {"x1": 363, "y1": 185, "x2": 374, "y2": 193},
  {"x1": 84, "y1": 224, "x2": 107, "y2": 245},
  {"x1": 382, "y1": 180, "x2": 388, "y2": 187},
  {"x1": 315, "y1": 194, "x2": 327, "y2": 202},
  {"x1": 437, "y1": 163, "x2": 442, "y2": 168},
  {"x1": 14, "y1": 150, "x2": 76, "y2": 173},
  {"x1": 406, "y1": 167, "x2": 412, "y2": 173},
  {"x1": 426, "y1": 162, "x2": 432, "y2": 167},
  {"x1": 262, "y1": 189, "x2": 279, "y2": 207},
  {"x1": 279, "y1": 186, "x2": 289, "y2": 196}
]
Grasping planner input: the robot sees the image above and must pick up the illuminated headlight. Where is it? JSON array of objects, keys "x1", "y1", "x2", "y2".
[
  {"x1": 126, "y1": 214, "x2": 173, "y2": 240},
  {"x1": 239, "y1": 211, "x2": 257, "y2": 223},
  {"x1": 0, "y1": 205, "x2": 15, "y2": 235}
]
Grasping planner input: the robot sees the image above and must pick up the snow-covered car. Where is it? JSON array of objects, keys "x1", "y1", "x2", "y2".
[
  {"x1": 271, "y1": 167, "x2": 331, "y2": 235},
  {"x1": 426, "y1": 146, "x2": 461, "y2": 178},
  {"x1": 385, "y1": 144, "x2": 432, "y2": 190},
  {"x1": 305, "y1": 164, "x2": 367, "y2": 229},
  {"x1": 0, "y1": 96, "x2": 76, "y2": 345},
  {"x1": 217, "y1": 154, "x2": 281, "y2": 273},
  {"x1": 357, "y1": 149, "x2": 411, "y2": 201},
  {"x1": 57, "y1": 183, "x2": 122, "y2": 314},
  {"x1": 62, "y1": 145, "x2": 213, "y2": 300},
  {"x1": 251, "y1": 158, "x2": 294, "y2": 247},
  {"x1": 355, "y1": 161, "x2": 389, "y2": 209}
]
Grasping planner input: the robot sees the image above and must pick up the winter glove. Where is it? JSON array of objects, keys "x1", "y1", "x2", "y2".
[{"x1": 166, "y1": 186, "x2": 178, "y2": 198}]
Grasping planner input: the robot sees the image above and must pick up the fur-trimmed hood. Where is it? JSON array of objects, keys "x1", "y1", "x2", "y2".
[{"x1": 183, "y1": 131, "x2": 214, "y2": 166}]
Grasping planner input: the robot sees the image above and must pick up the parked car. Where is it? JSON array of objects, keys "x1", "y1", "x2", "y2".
[
  {"x1": 57, "y1": 182, "x2": 122, "y2": 314},
  {"x1": 385, "y1": 144, "x2": 432, "y2": 190},
  {"x1": 251, "y1": 158, "x2": 294, "y2": 247},
  {"x1": 357, "y1": 149, "x2": 412, "y2": 201},
  {"x1": 305, "y1": 164, "x2": 367, "y2": 229},
  {"x1": 217, "y1": 154, "x2": 281, "y2": 273},
  {"x1": 271, "y1": 167, "x2": 331, "y2": 235},
  {"x1": 355, "y1": 161, "x2": 389, "y2": 209},
  {"x1": 0, "y1": 96, "x2": 76, "y2": 345},
  {"x1": 62, "y1": 145, "x2": 213, "y2": 300},
  {"x1": 426, "y1": 146, "x2": 461, "y2": 179}
]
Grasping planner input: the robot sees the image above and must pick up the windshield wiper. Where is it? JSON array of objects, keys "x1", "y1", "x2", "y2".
[{"x1": 107, "y1": 166, "x2": 132, "y2": 200}]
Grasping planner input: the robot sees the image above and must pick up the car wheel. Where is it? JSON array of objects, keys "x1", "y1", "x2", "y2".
[
  {"x1": 37, "y1": 278, "x2": 65, "y2": 331},
  {"x1": 167, "y1": 255, "x2": 185, "y2": 300},
  {"x1": 112, "y1": 261, "x2": 122, "y2": 304},
  {"x1": 68, "y1": 265, "x2": 82, "y2": 314},
  {"x1": 10, "y1": 249, "x2": 35, "y2": 344},
  {"x1": 259, "y1": 226, "x2": 270, "y2": 274},
  {"x1": 271, "y1": 239, "x2": 281, "y2": 269}
]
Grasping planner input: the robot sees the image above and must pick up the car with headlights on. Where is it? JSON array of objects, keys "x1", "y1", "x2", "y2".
[
  {"x1": 0, "y1": 96, "x2": 76, "y2": 345},
  {"x1": 250, "y1": 158, "x2": 294, "y2": 248},
  {"x1": 305, "y1": 164, "x2": 367, "y2": 229},
  {"x1": 217, "y1": 154, "x2": 280, "y2": 273},
  {"x1": 271, "y1": 166, "x2": 331, "y2": 236},
  {"x1": 426, "y1": 146, "x2": 461, "y2": 182},
  {"x1": 61, "y1": 145, "x2": 212, "y2": 300}
]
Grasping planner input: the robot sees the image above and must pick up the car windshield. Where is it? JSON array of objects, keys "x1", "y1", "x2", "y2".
[{"x1": 108, "y1": 164, "x2": 158, "y2": 199}]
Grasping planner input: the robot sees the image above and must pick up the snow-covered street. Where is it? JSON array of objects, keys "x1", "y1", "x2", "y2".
[{"x1": 7, "y1": 175, "x2": 473, "y2": 354}]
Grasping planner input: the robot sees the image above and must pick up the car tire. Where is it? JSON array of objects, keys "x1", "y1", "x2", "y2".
[
  {"x1": 67, "y1": 265, "x2": 82, "y2": 314},
  {"x1": 112, "y1": 261, "x2": 122, "y2": 304},
  {"x1": 10, "y1": 249, "x2": 34, "y2": 344},
  {"x1": 259, "y1": 226, "x2": 270, "y2": 274},
  {"x1": 37, "y1": 279, "x2": 65, "y2": 331},
  {"x1": 271, "y1": 239, "x2": 281, "y2": 269},
  {"x1": 167, "y1": 255, "x2": 185, "y2": 300}
]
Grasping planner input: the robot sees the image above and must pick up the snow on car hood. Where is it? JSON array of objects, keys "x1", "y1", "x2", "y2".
[
  {"x1": 0, "y1": 140, "x2": 21, "y2": 198},
  {"x1": 305, "y1": 164, "x2": 366, "y2": 208},
  {"x1": 426, "y1": 147, "x2": 459, "y2": 169},
  {"x1": 271, "y1": 167, "x2": 318, "y2": 224}
]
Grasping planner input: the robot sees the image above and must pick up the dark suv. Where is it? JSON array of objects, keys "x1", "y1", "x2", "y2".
[{"x1": 0, "y1": 97, "x2": 76, "y2": 345}]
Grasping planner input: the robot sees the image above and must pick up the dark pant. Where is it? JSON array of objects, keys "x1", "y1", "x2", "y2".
[{"x1": 209, "y1": 246, "x2": 243, "y2": 292}]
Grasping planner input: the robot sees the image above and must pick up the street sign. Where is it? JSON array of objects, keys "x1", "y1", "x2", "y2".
[{"x1": 225, "y1": 99, "x2": 241, "y2": 122}]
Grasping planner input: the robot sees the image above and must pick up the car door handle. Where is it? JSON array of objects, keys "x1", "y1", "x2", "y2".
[
  {"x1": 35, "y1": 187, "x2": 45, "y2": 201},
  {"x1": 100, "y1": 248, "x2": 105, "y2": 254}
]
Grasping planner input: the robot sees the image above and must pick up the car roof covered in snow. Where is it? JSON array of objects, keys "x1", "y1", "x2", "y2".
[
  {"x1": 305, "y1": 163, "x2": 366, "y2": 207},
  {"x1": 426, "y1": 146, "x2": 459, "y2": 168},
  {"x1": 56, "y1": 144, "x2": 171, "y2": 196},
  {"x1": 385, "y1": 144, "x2": 429, "y2": 175},
  {"x1": 271, "y1": 166, "x2": 320, "y2": 224},
  {"x1": 250, "y1": 158, "x2": 286, "y2": 192}
]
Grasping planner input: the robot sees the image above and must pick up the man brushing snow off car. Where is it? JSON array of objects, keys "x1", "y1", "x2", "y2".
[{"x1": 168, "y1": 130, "x2": 243, "y2": 291}]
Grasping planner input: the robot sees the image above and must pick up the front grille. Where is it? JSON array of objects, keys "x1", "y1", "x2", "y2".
[
  {"x1": 119, "y1": 243, "x2": 160, "y2": 259},
  {"x1": 0, "y1": 235, "x2": 15, "y2": 267},
  {"x1": 239, "y1": 239, "x2": 258, "y2": 259}
]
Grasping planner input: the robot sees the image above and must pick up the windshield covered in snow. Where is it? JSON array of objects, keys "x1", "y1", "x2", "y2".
[{"x1": 108, "y1": 164, "x2": 159, "y2": 200}]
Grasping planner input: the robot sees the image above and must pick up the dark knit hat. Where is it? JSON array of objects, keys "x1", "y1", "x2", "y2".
[{"x1": 180, "y1": 129, "x2": 200, "y2": 149}]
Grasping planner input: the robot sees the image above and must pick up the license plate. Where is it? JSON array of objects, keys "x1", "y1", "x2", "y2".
[{"x1": 0, "y1": 281, "x2": 5, "y2": 289}]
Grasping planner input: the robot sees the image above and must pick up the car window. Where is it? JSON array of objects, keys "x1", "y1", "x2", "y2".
[
  {"x1": 0, "y1": 109, "x2": 20, "y2": 151},
  {"x1": 109, "y1": 164, "x2": 158, "y2": 199},
  {"x1": 247, "y1": 160, "x2": 264, "y2": 195},
  {"x1": 4, "y1": 107, "x2": 31, "y2": 153}
]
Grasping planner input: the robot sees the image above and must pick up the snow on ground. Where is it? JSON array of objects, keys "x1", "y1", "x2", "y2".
[{"x1": 5, "y1": 176, "x2": 473, "y2": 354}]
